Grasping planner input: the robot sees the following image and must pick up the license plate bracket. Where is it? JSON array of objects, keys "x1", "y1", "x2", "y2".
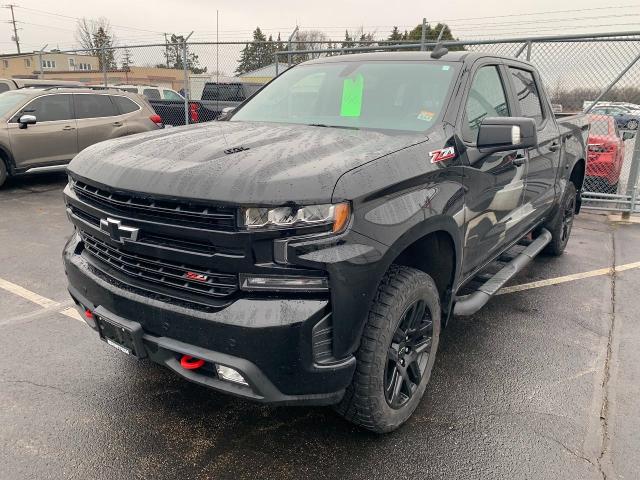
[{"x1": 95, "y1": 308, "x2": 147, "y2": 359}]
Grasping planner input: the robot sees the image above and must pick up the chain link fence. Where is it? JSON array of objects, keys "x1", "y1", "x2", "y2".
[{"x1": 34, "y1": 31, "x2": 640, "y2": 213}]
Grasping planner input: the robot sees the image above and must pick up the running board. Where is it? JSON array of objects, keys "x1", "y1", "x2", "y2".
[{"x1": 453, "y1": 229, "x2": 552, "y2": 316}]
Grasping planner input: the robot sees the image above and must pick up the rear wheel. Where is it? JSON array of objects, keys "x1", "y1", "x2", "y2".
[
  {"x1": 336, "y1": 265, "x2": 441, "y2": 433},
  {"x1": 626, "y1": 120, "x2": 638, "y2": 130},
  {"x1": 543, "y1": 182, "x2": 577, "y2": 256}
]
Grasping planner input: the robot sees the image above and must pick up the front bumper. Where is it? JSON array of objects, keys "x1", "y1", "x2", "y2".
[{"x1": 64, "y1": 235, "x2": 356, "y2": 405}]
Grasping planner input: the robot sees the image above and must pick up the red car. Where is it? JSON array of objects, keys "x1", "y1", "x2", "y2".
[{"x1": 586, "y1": 114, "x2": 625, "y2": 193}]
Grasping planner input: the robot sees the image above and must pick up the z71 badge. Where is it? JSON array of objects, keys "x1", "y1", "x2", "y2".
[{"x1": 429, "y1": 146, "x2": 456, "y2": 163}]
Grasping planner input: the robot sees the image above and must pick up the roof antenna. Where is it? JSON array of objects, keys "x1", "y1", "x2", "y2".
[{"x1": 430, "y1": 25, "x2": 449, "y2": 59}]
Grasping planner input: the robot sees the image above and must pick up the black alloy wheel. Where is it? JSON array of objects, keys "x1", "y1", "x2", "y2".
[{"x1": 384, "y1": 299, "x2": 434, "y2": 409}]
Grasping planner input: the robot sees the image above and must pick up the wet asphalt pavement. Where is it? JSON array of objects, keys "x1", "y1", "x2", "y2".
[{"x1": 1, "y1": 172, "x2": 639, "y2": 480}]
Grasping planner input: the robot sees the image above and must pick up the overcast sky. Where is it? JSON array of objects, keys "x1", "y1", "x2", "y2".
[{"x1": 1, "y1": 0, "x2": 638, "y2": 53}]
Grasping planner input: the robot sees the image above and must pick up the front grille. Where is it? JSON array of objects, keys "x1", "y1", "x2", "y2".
[
  {"x1": 72, "y1": 179, "x2": 237, "y2": 231},
  {"x1": 81, "y1": 233, "x2": 238, "y2": 302}
]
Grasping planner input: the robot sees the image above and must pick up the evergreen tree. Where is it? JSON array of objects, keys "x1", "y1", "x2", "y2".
[
  {"x1": 235, "y1": 27, "x2": 278, "y2": 74},
  {"x1": 121, "y1": 46, "x2": 133, "y2": 70},
  {"x1": 160, "y1": 34, "x2": 207, "y2": 73},
  {"x1": 93, "y1": 27, "x2": 116, "y2": 70}
]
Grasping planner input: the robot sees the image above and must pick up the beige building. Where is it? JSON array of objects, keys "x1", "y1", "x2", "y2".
[
  {"x1": 47, "y1": 66, "x2": 186, "y2": 90},
  {"x1": 0, "y1": 51, "x2": 185, "y2": 90},
  {"x1": 0, "y1": 51, "x2": 99, "y2": 78}
]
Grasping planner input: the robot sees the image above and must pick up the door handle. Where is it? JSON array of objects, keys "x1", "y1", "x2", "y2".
[
  {"x1": 62, "y1": 125, "x2": 75, "y2": 131},
  {"x1": 548, "y1": 142, "x2": 560, "y2": 152},
  {"x1": 113, "y1": 121, "x2": 123, "y2": 127},
  {"x1": 512, "y1": 154, "x2": 526, "y2": 167}
]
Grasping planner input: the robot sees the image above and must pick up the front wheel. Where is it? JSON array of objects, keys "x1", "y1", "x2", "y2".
[
  {"x1": 336, "y1": 265, "x2": 441, "y2": 433},
  {"x1": 543, "y1": 182, "x2": 577, "y2": 256},
  {"x1": 626, "y1": 119, "x2": 638, "y2": 130}
]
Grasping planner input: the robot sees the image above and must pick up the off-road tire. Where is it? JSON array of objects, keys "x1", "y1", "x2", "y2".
[
  {"x1": 0, "y1": 159, "x2": 7, "y2": 188},
  {"x1": 543, "y1": 182, "x2": 577, "y2": 256},
  {"x1": 335, "y1": 265, "x2": 441, "y2": 433}
]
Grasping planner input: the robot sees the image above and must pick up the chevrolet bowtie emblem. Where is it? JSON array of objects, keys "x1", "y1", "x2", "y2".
[{"x1": 99, "y1": 217, "x2": 139, "y2": 243}]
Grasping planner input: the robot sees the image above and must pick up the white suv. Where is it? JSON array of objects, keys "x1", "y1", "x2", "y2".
[{"x1": 109, "y1": 84, "x2": 184, "y2": 101}]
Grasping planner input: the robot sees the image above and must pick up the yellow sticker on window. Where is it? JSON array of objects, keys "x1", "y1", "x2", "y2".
[{"x1": 340, "y1": 74, "x2": 364, "y2": 117}]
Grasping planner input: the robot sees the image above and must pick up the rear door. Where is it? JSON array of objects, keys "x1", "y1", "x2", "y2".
[
  {"x1": 8, "y1": 94, "x2": 77, "y2": 168},
  {"x1": 74, "y1": 93, "x2": 127, "y2": 152},
  {"x1": 459, "y1": 62, "x2": 528, "y2": 278},
  {"x1": 506, "y1": 66, "x2": 560, "y2": 217}
]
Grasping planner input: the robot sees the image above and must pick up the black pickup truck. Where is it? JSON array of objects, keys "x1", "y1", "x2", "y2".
[
  {"x1": 149, "y1": 82, "x2": 261, "y2": 126},
  {"x1": 63, "y1": 51, "x2": 588, "y2": 433}
]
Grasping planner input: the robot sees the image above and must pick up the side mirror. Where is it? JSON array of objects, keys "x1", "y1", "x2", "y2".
[
  {"x1": 623, "y1": 131, "x2": 636, "y2": 141},
  {"x1": 18, "y1": 114, "x2": 37, "y2": 129},
  {"x1": 477, "y1": 117, "x2": 537, "y2": 153},
  {"x1": 217, "y1": 106, "x2": 235, "y2": 121}
]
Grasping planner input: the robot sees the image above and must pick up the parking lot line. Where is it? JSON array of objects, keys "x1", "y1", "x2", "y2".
[
  {"x1": 0, "y1": 276, "x2": 60, "y2": 308},
  {"x1": 58, "y1": 306, "x2": 84, "y2": 323},
  {"x1": 498, "y1": 261, "x2": 640, "y2": 295}
]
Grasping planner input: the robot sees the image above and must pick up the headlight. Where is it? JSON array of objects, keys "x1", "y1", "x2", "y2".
[{"x1": 241, "y1": 202, "x2": 350, "y2": 233}]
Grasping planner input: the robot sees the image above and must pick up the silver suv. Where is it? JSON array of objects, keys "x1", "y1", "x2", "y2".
[{"x1": 0, "y1": 88, "x2": 163, "y2": 187}]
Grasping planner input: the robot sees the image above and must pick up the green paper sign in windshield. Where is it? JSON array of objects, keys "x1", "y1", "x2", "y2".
[{"x1": 340, "y1": 74, "x2": 364, "y2": 117}]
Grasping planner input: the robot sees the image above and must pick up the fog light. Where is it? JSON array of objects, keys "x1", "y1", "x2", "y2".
[
  {"x1": 216, "y1": 365, "x2": 248, "y2": 385},
  {"x1": 240, "y1": 274, "x2": 329, "y2": 292}
]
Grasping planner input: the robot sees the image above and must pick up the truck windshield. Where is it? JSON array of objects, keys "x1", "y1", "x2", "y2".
[
  {"x1": 0, "y1": 91, "x2": 31, "y2": 117},
  {"x1": 230, "y1": 60, "x2": 459, "y2": 132}
]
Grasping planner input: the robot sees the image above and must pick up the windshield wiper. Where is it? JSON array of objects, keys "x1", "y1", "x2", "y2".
[{"x1": 306, "y1": 123, "x2": 359, "y2": 130}]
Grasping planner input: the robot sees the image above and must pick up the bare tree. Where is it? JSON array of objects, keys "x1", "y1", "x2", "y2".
[
  {"x1": 295, "y1": 30, "x2": 329, "y2": 60},
  {"x1": 75, "y1": 17, "x2": 117, "y2": 52}
]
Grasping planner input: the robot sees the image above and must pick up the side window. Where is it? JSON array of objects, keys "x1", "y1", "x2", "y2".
[
  {"x1": 112, "y1": 96, "x2": 140, "y2": 114},
  {"x1": 75, "y1": 94, "x2": 118, "y2": 119},
  {"x1": 20, "y1": 94, "x2": 73, "y2": 122},
  {"x1": 464, "y1": 66, "x2": 509, "y2": 141},
  {"x1": 0, "y1": 83, "x2": 10, "y2": 93},
  {"x1": 143, "y1": 88, "x2": 161, "y2": 100},
  {"x1": 162, "y1": 90, "x2": 182, "y2": 100},
  {"x1": 509, "y1": 68, "x2": 544, "y2": 125}
]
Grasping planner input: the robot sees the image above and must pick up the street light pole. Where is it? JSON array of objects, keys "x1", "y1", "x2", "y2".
[{"x1": 38, "y1": 44, "x2": 48, "y2": 79}]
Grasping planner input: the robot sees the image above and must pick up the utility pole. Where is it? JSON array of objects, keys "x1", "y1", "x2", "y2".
[
  {"x1": 420, "y1": 18, "x2": 427, "y2": 51},
  {"x1": 38, "y1": 44, "x2": 48, "y2": 79},
  {"x1": 164, "y1": 33, "x2": 169, "y2": 68},
  {"x1": 5, "y1": 4, "x2": 21, "y2": 53}
]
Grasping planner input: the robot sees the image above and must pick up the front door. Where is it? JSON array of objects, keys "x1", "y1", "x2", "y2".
[
  {"x1": 8, "y1": 94, "x2": 77, "y2": 168},
  {"x1": 459, "y1": 64, "x2": 528, "y2": 278}
]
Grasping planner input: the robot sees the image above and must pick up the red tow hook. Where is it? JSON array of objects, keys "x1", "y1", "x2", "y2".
[
  {"x1": 180, "y1": 355, "x2": 205, "y2": 370},
  {"x1": 84, "y1": 309, "x2": 93, "y2": 319}
]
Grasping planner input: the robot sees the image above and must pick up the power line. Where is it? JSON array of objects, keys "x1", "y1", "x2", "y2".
[{"x1": 11, "y1": 5, "x2": 165, "y2": 35}]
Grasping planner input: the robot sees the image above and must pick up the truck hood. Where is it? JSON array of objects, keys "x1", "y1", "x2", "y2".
[{"x1": 67, "y1": 121, "x2": 427, "y2": 204}]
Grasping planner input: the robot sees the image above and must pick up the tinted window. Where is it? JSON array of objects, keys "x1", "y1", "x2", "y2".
[
  {"x1": 464, "y1": 66, "x2": 509, "y2": 140},
  {"x1": 0, "y1": 83, "x2": 10, "y2": 93},
  {"x1": 21, "y1": 94, "x2": 73, "y2": 122},
  {"x1": 75, "y1": 94, "x2": 117, "y2": 119},
  {"x1": 202, "y1": 84, "x2": 245, "y2": 101},
  {"x1": 509, "y1": 68, "x2": 544, "y2": 125},
  {"x1": 143, "y1": 88, "x2": 161, "y2": 100},
  {"x1": 112, "y1": 96, "x2": 140, "y2": 114},
  {"x1": 162, "y1": 90, "x2": 182, "y2": 100}
]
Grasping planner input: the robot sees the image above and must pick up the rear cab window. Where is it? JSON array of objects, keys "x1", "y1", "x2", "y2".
[
  {"x1": 202, "y1": 84, "x2": 245, "y2": 102},
  {"x1": 74, "y1": 94, "x2": 118, "y2": 119},
  {"x1": 162, "y1": 90, "x2": 182, "y2": 100}
]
